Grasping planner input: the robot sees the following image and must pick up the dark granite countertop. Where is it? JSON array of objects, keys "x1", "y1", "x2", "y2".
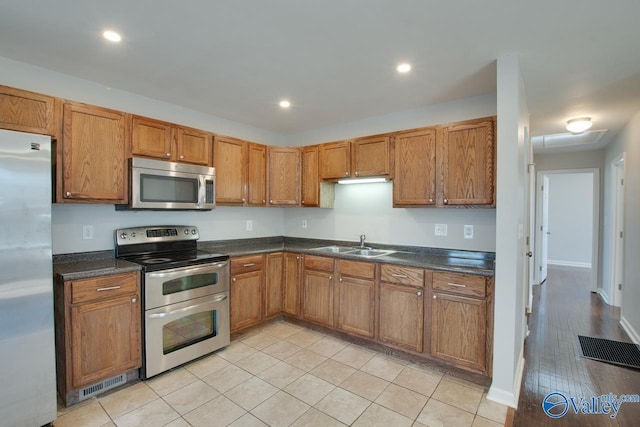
[
  {"x1": 53, "y1": 251, "x2": 142, "y2": 281},
  {"x1": 199, "y1": 237, "x2": 495, "y2": 277}
]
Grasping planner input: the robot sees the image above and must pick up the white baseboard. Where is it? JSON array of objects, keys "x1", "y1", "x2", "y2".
[
  {"x1": 487, "y1": 355, "x2": 525, "y2": 409},
  {"x1": 620, "y1": 316, "x2": 640, "y2": 344},
  {"x1": 547, "y1": 260, "x2": 592, "y2": 268},
  {"x1": 596, "y1": 288, "x2": 611, "y2": 305}
]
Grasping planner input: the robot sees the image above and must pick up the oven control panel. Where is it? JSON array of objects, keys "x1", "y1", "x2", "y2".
[{"x1": 116, "y1": 225, "x2": 199, "y2": 245}]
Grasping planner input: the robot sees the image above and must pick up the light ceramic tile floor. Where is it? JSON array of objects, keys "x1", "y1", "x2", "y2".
[{"x1": 54, "y1": 321, "x2": 508, "y2": 427}]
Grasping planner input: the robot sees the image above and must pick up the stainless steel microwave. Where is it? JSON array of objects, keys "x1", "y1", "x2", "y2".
[{"x1": 120, "y1": 157, "x2": 215, "y2": 210}]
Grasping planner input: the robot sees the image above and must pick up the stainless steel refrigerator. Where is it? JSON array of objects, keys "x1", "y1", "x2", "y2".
[{"x1": 0, "y1": 129, "x2": 57, "y2": 426}]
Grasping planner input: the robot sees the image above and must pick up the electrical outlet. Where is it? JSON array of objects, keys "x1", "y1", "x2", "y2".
[
  {"x1": 246, "y1": 220, "x2": 253, "y2": 231},
  {"x1": 435, "y1": 224, "x2": 448, "y2": 236},
  {"x1": 82, "y1": 225, "x2": 94, "y2": 240},
  {"x1": 464, "y1": 225, "x2": 474, "y2": 239},
  {"x1": 302, "y1": 219, "x2": 308, "y2": 229}
]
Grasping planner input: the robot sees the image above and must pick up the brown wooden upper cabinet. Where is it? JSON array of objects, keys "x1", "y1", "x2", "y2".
[
  {"x1": 319, "y1": 140, "x2": 351, "y2": 180},
  {"x1": 392, "y1": 117, "x2": 495, "y2": 208},
  {"x1": 440, "y1": 118, "x2": 495, "y2": 206},
  {"x1": 301, "y1": 145, "x2": 335, "y2": 208},
  {"x1": 267, "y1": 146, "x2": 300, "y2": 206},
  {"x1": 352, "y1": 134, "x2": 391, "y2": 178},
  {"x1": 131, "y1": 115, "x2": 211, "y2": 166},
  {"x1": 59, "y1": 101, "x2": 129, "y2": 204},
  {"x1": 0, "y1": 85, "x2": 61, "y2": 139},
  {"x1": 214, "y1": 136, "x2": 267, "y2": 206},
  {"x1": 393, "y1": 128, "x2": 437, "y2": 207}
]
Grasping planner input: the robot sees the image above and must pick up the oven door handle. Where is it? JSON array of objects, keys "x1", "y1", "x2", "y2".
[
  {"x1": 146, "y1": 262, "x2": 228, "y2": 279},
  {"x1": 148, "y1": 295, "x2": 228, "y2": 319}
]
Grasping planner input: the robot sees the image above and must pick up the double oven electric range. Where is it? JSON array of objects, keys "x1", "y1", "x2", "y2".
[{"x1": 115, "y1": 226, "x2": 230, "y2": 379}]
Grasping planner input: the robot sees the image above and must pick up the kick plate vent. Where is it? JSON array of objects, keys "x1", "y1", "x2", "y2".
[{"x1": 79, "y1": 373, "x2": 126, "y2": 401}]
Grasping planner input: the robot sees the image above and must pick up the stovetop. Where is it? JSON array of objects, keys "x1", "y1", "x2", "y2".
[{"x1": 119, "y1": 250, "x2": 229, "y2": 272}]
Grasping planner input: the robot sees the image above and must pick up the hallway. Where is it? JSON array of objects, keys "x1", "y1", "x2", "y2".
[{"x1": 513, "y1": 266, "x2": 640, "y2": 426}]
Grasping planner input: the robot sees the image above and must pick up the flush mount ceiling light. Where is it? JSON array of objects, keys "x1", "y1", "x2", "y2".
[
  {"x1": 566, "y1": 117, "x2": 592, "y2": 134},
  {"x1": 397, "y1": 63, "x2": 411, "y2": 73},
  {"x1": 103, "y1": 30, "x2": 122, "y2": 42},
  {"x1": 279, "y1": 100, "x2": 291, "y2": 108}
]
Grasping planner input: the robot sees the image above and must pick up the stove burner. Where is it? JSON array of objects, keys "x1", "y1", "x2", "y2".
[{"x1": 144, "y1": 258, "x2": 173, "y2": 264}]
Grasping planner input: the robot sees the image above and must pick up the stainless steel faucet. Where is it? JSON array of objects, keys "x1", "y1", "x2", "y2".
[{"x1": 359, "y1": 234, "x2": 366, "y2": 248}]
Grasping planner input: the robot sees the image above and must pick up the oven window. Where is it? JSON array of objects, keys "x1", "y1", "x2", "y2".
[
  {"x1": 140, "y1": 174, "x2": 198, "y2": 203},
  {"x1": 163, "y1": 310, "x2": 218, "y2": 354},
  {"x1": 163, "y1": 273, "x2": 219, "y2": 295}
]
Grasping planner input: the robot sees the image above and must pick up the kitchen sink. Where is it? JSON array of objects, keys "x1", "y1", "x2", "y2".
[
  {"x1": 346, "y1": 249, "x2": 396, "y2": 258},
  {"x1": 310, "y1": 246, "x2": 396, "y2": 258}
]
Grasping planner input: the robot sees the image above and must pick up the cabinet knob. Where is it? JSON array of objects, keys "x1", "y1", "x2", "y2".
[
  {"x1": 242, "y1": 198, "x2": 246, "y2": 202},
  {"x1": 302, "y1": 200, "x2": 305, "y2": 204},
  {"x1": 443, "y1": 198, "x2": 448, "y2": 204},
  {"x1": 65, "y1": 191, "x2": 71, "y2": 197},
  {"x1": 262, "y1": 200, "x2": 266, "y2": 204},
  {"x1": 429, "y1": 198, "x2": 433, "y2": 203},
  {"x1": 166, "y1": 153, "x2": 171, "y2": 157},
  {"x1": 339, "y1": 277, "x2": 343, "y2": 282},
  {"x1": 232, "y1": 277, "x2": 236, "y2": 282},
  {"x1": 179, "y1": 155, "x2": 184, "y2": 159},
  {"x1": 131, "y1": 297, "x2": 137, "y2": 303},
  {"x1": 345, "y1": 172, "x2": 349, "y2": 176},
  {"x1": 417, "y1": 291, "x2": 422, "y2": 296},
  {"x1": 296, "y1": 256, "x2": 300, "y2": 260},
  {"x1": 355, "y1": 171, "x2": 359, "y2": 176},
  {"x1": 270, "y1": 200, "x2": 273, "y2": 204},
  {"x1": 328, "y1": 275, "x2": 333, "y2": 280},
  {"x1": 433, "y1": 295, "x2": 437, "y2": 299}
]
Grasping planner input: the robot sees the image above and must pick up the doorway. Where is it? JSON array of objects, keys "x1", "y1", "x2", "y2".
[
  {"x1": 610, "y1": 154, "x2": 625, "y2": 307},
  {"x1": 534, "y1": 169, "x2": 600, "y2": 292}
]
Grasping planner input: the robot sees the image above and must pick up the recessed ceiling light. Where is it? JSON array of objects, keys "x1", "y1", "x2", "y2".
[
  {"x1": 279, "y1": 100, "x2": 291, "y2": 109},
  {"x1": 566, "y1": 117, "x2": 592, "y2": 133},
  {"x1": 103, "y1": 30, "x2": 122, "y2": 42},
  {"x1": 397, "y1": 63, "x2": 411, "y2": 73}
]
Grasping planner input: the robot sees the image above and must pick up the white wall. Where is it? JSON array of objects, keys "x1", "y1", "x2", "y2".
[
  {"x1": 284, "y1": 183, "x2": 496, "y2": 251},
  {"x1": 489, "y1": 54, "x2": 529, "y2": 408},
  {"x1": 603, "y1": 109, "x2": 640, "y2": 343},
  {"x1": 546, "y1": 173, "x2": 593, "y2": 267}
]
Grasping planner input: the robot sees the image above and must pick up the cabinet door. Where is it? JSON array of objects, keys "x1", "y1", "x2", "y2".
[
  {"x1": 320, "y1": 141, "x2": 351, "y2": 180},
  {"x1": 265, "y1": 252, "x2": 284, "y2": 318},
  {"x1": 303, "y1": 269, "x2": 334, "y2": 327},
  {"x1": 337, "y1": 275, "x2": 375, "y2": 338},
  {"x1": 353, "y1": 135, "x2": 390, "y2": 177},
  {"x1": 230, "y1": 270, "x2": 263, "y2": 332},
  {"x1": 431, "y1": 292, "x2": 486, "y2": 372},
  {"x1": 131, "y1": 115, "x2": 173, "y2": 160},
  {"x1": 379, "y1": 283, "x2": 424, "y2": 352},
  {"x1": 440, "y1": 119, "x2": 494, "y2": 206},
  {"x1": 267, "y1": 146, "x2": 300, "y2": 205},
  {"x1": 176, "y1": 126, "x2": 211, "y2": 166},
  {"x1": 301, "y1": 145, "x2": 319, "y2": 207},
  {"x1": 61, "y1": 102, "x2": 128, "y2": 203},
  {"x1": 214, "y1": 136, "x2": 247, "y2": 205},
  {"x1": 0, "y1": 85, "x2": 59, "y2": 136},
  {"x1": 70, "y1": 294, "x2": 141, "y2": 388},
  {"x1": 283, "y1": 253, "x2": 302, "y2": 317},
  {"x1": 247, "y1": 143, "x2": 267, "y2": 206},
  {"x1": 393, "y1": 128, "x2": 436, "y2": 207}
]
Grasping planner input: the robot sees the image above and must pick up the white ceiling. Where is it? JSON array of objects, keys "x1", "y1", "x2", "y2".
[{"x1": 1, "y1": 1, "x2": 639, "y2": 145}]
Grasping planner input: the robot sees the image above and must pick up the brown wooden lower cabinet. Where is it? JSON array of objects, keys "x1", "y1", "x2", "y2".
[
  {"x1": 230, "y1": 255, "x2": 264, "y2": 332},
  {"x1": 336, "y1": 260, "x2": 376, "y2": 338},
  {"x1": 264, "y1": 252, "x2": 284, "y2": 318},
  {"x1": 54, "y1": 271, "x2": 141, "y2": 405},
  {"x1": 378, "y1": 282, "x2": 424, "y2": 352},
  {"x1": 302, "y1": 255, "x2": 335, "y2": 327},
  {"x1": 283, "y1": 253, "x2": 302, "y2": 317}
]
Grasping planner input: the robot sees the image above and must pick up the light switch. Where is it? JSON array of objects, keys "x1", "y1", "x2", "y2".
[
  {"x1": 435, "y1": 224, "x2": 448, "y2": 236},
  {"x1": 82, "y1": 225, "x2": 94, "y2": 240},
  {"x1": 464, "y1": 225, "x2": 474, "y2": 239}
]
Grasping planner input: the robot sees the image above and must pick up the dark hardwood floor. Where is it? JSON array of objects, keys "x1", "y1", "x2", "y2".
[{"x1": 513, "y1": 266, "x2": 640, "y2": 426}]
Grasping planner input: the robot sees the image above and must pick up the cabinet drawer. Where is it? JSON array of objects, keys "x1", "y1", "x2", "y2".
[
  {"x1": 71, "y1": 272, "x2": 139, "y2": 304},
  {"x1": 338, "y1": 259, "x2": 375, "y2": 279},
  {"x1": 303, "y1": 255, "x2": 334, "y2": 272},
  {"x1": 380, "y1": 264, "x2": 424, "y2": 287},
  {"x1": 432, "y1": 272, "x2": 486, "y2": 298},
  {"x1": 231, "y1": 255, "x2": 264, "y2": 274}
]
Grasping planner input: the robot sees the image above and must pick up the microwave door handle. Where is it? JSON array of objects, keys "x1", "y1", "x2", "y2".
[
  {"x1": 198, "y1": 174, "x2": 206, "y2": 209},
  {"x1": 148, "y1": 295, "x2": 228, "y2": 319}
]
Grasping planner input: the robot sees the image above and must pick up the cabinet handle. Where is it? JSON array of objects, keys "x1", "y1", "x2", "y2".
[
  {"x1": 131, "y1": 297, "x2": 137, "y2": 303},
  {"x1": 447, "y1": 283, "x2": 466, "y2": 288},
  {"x1": 65, "y1": 191, "x2": 71, "y2": 197},
  {"x1": 97, "y1": 286, "x2": 121, "y2": 292},
  {"x1": 392, "y1": 274, "x2": 408, "y2": 278},
  {"x1": 417, "y1": 291, "x2": 422, "y2": 296},
  {"x1": 243, "y1": 263, "x2": 256, "y2": 267},
  {"x1": 166, "y1": 153, "x2": 171, "y2": 157},
  {"x1": 443, "y1": 198, "x2": 448, "y2": 204}
]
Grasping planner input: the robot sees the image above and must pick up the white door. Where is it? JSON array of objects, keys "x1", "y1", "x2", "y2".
[
  {"x1": 539, "y1": 176, "x2": 550, "y2": 283},
  {"x1": 612, "y1": 158, "x2": 625, "y2": 306}
]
